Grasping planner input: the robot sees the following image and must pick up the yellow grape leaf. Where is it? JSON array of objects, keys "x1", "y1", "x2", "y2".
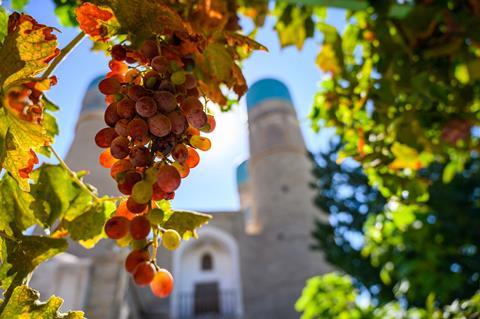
[
  {"x1": 389, "y1": 142, "x2": 422, "y2": 170},
  {"x1": 163, "y1": 210, "x2": 212, "y2": 240},
  {"x1": 87, "y1": 0, "x2": 190, "y2": 43},
  {"x1": 316, "y1": 43, "x2": 342, "y2": 75},
  {"x1": 0, "y1": 107, "x2": 50, "y2": 191},
  {"x1": 0, "y1": 13, "x2": 59, "y2": 89}
]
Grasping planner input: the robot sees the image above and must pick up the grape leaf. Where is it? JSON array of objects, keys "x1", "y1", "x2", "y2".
[
  {"x1": 203, "y1": 43, "x2": 234, "y2": 83},
  {"x1": 0, "y1": 13, "x2": 59, "y2": 89},
  {"x1": 0, "y1": 107, "x2": 50, "y2": 191},
  {"x1": 162, "y1": 210, "x2": 212, "y2": 240},
  {"x1": 30, "y1": 164, "x2": 94, "y2": 227},
  {"x1": 64, "y1": 201, "x2": 115, "y2": 248},
  {"x1": 225, "y1": 31, "x2": 268, "y2": 53},
  {"x1": 273, "y1": 3, "x2": 315, "y2": 49},
  {"x1": 75, "y1": 2, "x2": 118, "y2": 42},
  {"x1": 0, "y1": 173, "x2": 37, "y2": 237},
  {"x1": 0, "y1": 285, "x2": 85, "y2": 318},
  {"x1": 85, "y1": 0, "x2": 189, "y2": 43},
  {"x1": 0, "y1": 235, "x2": 67, "y2": 294},
  {"x1": 53, "y1": 0, "x2": 81, "y2": 27}
]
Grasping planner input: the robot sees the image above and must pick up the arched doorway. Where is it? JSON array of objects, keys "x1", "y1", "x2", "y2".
[{"x1": 171, "y1": 226, "x2": 243, "y2": 318}]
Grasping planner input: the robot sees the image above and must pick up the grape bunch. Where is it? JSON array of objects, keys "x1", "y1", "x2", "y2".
[{"x1": 95, "y1": 38, "x2": 216, "y2": 297}]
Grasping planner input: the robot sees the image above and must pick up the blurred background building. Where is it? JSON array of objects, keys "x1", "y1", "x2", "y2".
[{"x1": 30, "y1": 78, "x2": 330, "y2": 319}]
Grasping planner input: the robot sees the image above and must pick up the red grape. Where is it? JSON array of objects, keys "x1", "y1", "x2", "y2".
[
  {"x1": 139, "y1": 39, "x2": 159, "y2": 60},
  {"x1": 148, "y1": 114, "x2": 172, "y2": 137},
  {"x1": 185, "y1": 108, "x2": 207, "y2": 129},
  {"x1": 150, "y1": 269, "x2": 174, "y2": 298},
  {"x1": 128, "y1": 118, "x2": 149, "y2": 140},
  {"x1": 167, "y1": 110, "x2": 187, "y2": 135},
  {"x1": 185, "y1": 147, "x2": 200, "y2": 168},
  {"x1": 128, "y1": 85, "x2": 149, "y2": 101},
  {"x1": 172, "y1": 144, "x2": 188, "y2": 163},
  {"x1": 104, "y1": 102, "x2": 120, "y2": 127},
  {"x1": 115, "y1": 118, "x2": 130, "y2": 136},
  {"x1": 156, "y1": 165, "x2": 181, "y2": 193},
  {"x1": 151, "y1": 56, "x2": 169, "y2": 74},
  {"x1": 99, "y1": 148, "x2": 117, "y2": 168},
  {"x1": 154, "y1": 91, "x2": 177, "y2": 113},
  {"x1": 118, "y1": 171, "x2": 142, "y2": 195},
  {"x1": 111, "y1": 44, "x2": 127, "y2": 61},
  {"x1": 133, "y1": 261, "x2": 156, "y2": 286},
  {"x1": 126, "y1": 196, "x2": 147, "y2": 214},
  {"x1": 116, "y1": 200, "x2": 137, "y2": 220},
  {"x1": 110, "y1": 136, "x2": 130, "y2": 159},
  {"x1": 110, "y1": 159, "x2": 133, "y2": 179},
  {"x1": 184, "y1": 74, "x2": 197, "y2": 90},
  {"x1": 125, "y1": 250, "x2": 150, "y2": 273},
  {"x1": 136, "y1": 96, "x2": 158, "y2": 118},
  {"x1": 99, "y1": 77, "x2": 121, "y2": 95},
  {"x1": 95, "y1": 127, "x2": 118, "y2": 148},
  {"x1": 130, "y1": 215, "x2": 151, "y2": 240},
  {"x1": 117, "y1": 97, "x2": 136, "y2": 119},
  {"x1": 130, "y1": 146, "x2": 151, "y2": 167},
  {"x1": 104, "y1": 216, "x2": 129, "y2": 240}
]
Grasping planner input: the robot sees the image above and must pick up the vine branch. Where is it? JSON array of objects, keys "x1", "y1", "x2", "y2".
[{"x1": 41, "y1": 32, "x2": 86, "y2": 80}]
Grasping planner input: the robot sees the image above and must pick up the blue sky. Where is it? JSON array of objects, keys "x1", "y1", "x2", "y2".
[{"x1": 3, "y1": 1, "x2": 344, "y2": 211}]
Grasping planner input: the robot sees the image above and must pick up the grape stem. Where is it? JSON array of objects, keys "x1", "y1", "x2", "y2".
[{"x1": 41, "y1": 32, "x2": 86, "y2": 80}]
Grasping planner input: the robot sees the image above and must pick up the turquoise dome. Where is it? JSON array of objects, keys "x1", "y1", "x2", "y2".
[
  {"x1": 88, "y1": 75, "x2": 104, "y2": 91},
  {"x1": 236, "y1": 159, "x2": 249, "y2": 185},
  {"x1": 246, "y1": 78, "x2": 292, "y2": 110},
  {"x1": 82, "y1": 75, "x2": 106, "y2": 112}
]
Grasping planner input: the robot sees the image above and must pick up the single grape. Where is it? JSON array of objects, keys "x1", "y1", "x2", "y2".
[
  {"x1": 145, "y1": 166, "x2": 159, "y2": 184},
  {"x1": 99, "y1": 148, "x2": 117, "y2": 168},
  {"x1": 125, "y1": 250, "x2": 150, "y2": 273},
  {"x1": 110, "y1": 159, "x2": 133, "y2": 179},
  {"x1": 184, "y1": 74, "x2": 197, "y2": 90},
  {"x1": 167, "y1": 110, "x2": 188, "y2": 135},
  {"x1": 109, "y1": 59, "x2": 128, "y2": 74},
  {"x1": 131, "y1": 180, "x2": 153, "y2": 204},
  {"x1": 150, "y1": 268, "x2": 174, "y2": 298},
  {"x1": 156, "y1": 165, "x2": 181, "y2": 193},
  {"x1": 117, "y1": 97, "x2": 136, "y2": 119},
  {"x1": 130, "y1": 215, "x2": 151, "y2": 240},
  {"x1": 187, "y1": 87, "x2": 200, "y2": 98},
  {"x1": 190, "y1": 135, "x2": 211, "y2": 151},
  {"x1": 158, "y1": 80, "x2": 175, "y2": 93},
  {"x1": 117, "y1": 171, "x2": 142, "y2": 195},
  {"x1": 128, "y1": 85, "x2": 149, "y2": 101},
  {"x1": 152, "y1": 183, "x2": 175, "y2": 200},
  {"x1": 126, "y1": 196, "x2": 147, "y2": 214},
  {"x1": 130, "y1": 146, "x2": 151, "y2": 167},
  {"x1": 172, "y1": 161, "x2": 190, "y2": 178},
  {"x1": 132, "y1": 261, "x2": 156, "y2": 286},
  {"x1": 110, "y1": 136, "x2": 130, "y2": 159},
  {"x1": 147, "y1": 208, "x2": 164, "y2": 225},
  {"x1": 153, "y1": 91, "x2": 177, "y2": 113},
  {"x1": 125, "y1": 69, "x2": 141, "y2": 84},
  {"x1": 136, "y1": 96, "x2": 158, "y2": 118},
  {"x1": 128, "y1": 117, "x2": 149, "y2": 140},
  {"x1": 104, "y1": 216, "x2": 130, "y2": 240},
  {"x1": 172, "y1": 144, "x2": 188, "y2": 163},
  {"x1": 180, "y1": 96, "x2": 202, "y2": 113},
  {"x1": 162, "y1": 229, "x2": 181, "y2": 251},
  {"x1": 115, "y1": 118, "x2": 130, "y2": 136},
  {"x1": 185, "y1": 108, "x2": 208, "y2": 129},
  {"x1": 99, "y1": 77, "x2": 121, "y2": 95},
  {"x1": 171, "y1": 70, "x2": 186, "y2": 85},
  {"x1": 148, "y1": 114, "x2": 172, "y2": 137},
  {"x1": 143, "y1": 71, "x2": 159, "y2": 90},
  {"x1": 111, "y1": 44, "x2": 127, "y2": 61},
  {"x1": 139, "y1": 39, "x2": 159, "y2": 60},
  {"x1": 185, "y1": 147, "x2": 200, "y2": 168},
  {"x1": 185, "y1": 126, "x2": 200, "y2": 137},
  {"x1": 95, "y1": 127, "x2": 118, "y2": 148},
  {"x1": 104, "y1": 102, "x2": 121, "y2": 127}
]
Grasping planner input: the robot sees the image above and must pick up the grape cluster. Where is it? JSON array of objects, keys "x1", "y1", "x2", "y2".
[{"x1": 95, "y1": 38, "x2": 216, "y2": 297}]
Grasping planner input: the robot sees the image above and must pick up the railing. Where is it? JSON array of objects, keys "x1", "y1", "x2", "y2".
[{"x1": 176, "y1": 290, "x2": 238, "y2": 319}]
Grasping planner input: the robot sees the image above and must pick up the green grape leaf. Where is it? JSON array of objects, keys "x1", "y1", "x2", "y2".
[
  {"x1": 224, "y1": 31, "x2": 268, "y2": 52},
  {"x1": 0, "y1": 7, "x2": 8, "y2": 44},
  {"x1": 0, "y1": 285, "x2": 85, "y2": 319},
  {"x1": 53, "y1": 0, "x2": 80, "y2": 27},
  {"x1": 0, "y1": 173, "x2": 36, "y2": 237},
  {"x1": 0, "y1": 13, "x2": 59, "y2": 89},
  {"x1": 30, "y1": 164, "x2": 94, "y2": 227},
  {"x1": 11, "y1": 0, "x2": 30, "y2": 10},
  {"x1": 203, "y1": 43, "x2": 234, "y2": 83},
  {"x1": 0, "y1": 236, "x2": 67, "y2": 294},
  {"x1": 162, "y1": 210, "x2": 212, "y2": 240},
  {"x1": 273, "y1": 3, "x2": 314, "y2": 49},
  {"x1": 64, "y1": 201, "x2": 115, "y2": 248},
  {"x1": 87, "y1": 0, "x2": 189, "y2": 43}
]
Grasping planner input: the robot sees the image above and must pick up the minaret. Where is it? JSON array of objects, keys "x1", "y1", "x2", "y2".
[{"x1": 237, "y1": 79, "x2": 330, "y2": 318}]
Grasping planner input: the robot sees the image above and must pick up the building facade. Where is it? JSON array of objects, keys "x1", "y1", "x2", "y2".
[{"x1": 31, "y1": 78, "x2": 330, "y2": 318}]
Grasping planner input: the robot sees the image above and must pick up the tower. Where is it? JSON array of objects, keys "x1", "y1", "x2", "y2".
[{"x1": 237, "y1": 79, "x2": 330, "y2": 318}]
